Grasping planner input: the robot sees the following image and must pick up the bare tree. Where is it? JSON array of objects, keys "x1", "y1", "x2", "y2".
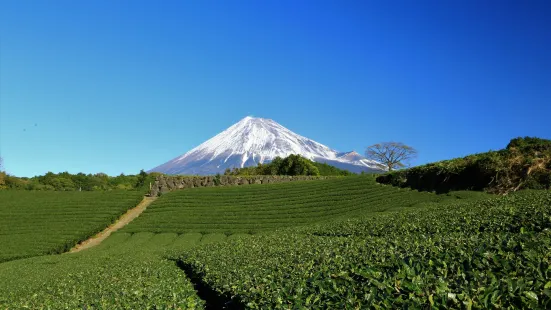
[{"x1": 365, "y1": 142, "x2": 417, "y2": 171}]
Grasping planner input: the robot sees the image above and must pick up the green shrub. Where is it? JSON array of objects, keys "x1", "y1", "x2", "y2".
[
  {"x1": 1, "y1": 171, "x2": 154, "y2": 192},
  {"x1": 0, "y1": 191, "x2": 143, "y2": 262},
  {"x1": 377, "y1": 137, "x2": 551, "y2": 194},
  {"x1": 122, "y1": 176, "x2": 475, "y2": 235},
  {"x1": 178, "y1": 190, "x2": 551, "y2": 309},
  {"x1": 224, "y1": 154, "x2": 350, "y2": 176},
  {"x1": 213, "y1": 173, "x2": 221, "y2": 186},
  {"x1": 0, "y1": 232, "x2": 204, "y2": 309}
]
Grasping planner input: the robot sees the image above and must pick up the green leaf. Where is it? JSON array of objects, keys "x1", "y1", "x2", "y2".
[{"x1": 524, "y1": 291, "x2": 538, "y2": 301}]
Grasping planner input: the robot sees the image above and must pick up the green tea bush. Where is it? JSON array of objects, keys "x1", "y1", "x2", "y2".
[
  {"x1": 0, "y1": 191, "x2": 143, "y2": 262},
  {"x1": 179, "y1": 191, "x2": 551, "y2": 309},
  {"x1": 122, "y1": 176, "x2": 475, "y2": 234},
  {"x1": 0, "y1": 232, "x2": 204, "y2": 309}
]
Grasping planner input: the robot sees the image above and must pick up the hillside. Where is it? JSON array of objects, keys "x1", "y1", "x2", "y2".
[
  {"x1": 377, "y1": 137, "x2": 551, "y2": 194},
  {"x1": 1, "y1": 176, "x2": 549, "y2": 308},
  {"x1": 178, "y1": 190, "x2": 551, "y2": 308},
  {"x1": 0, "y1": 176, "x2": 488, "y2": 308},
  {"x1": 121, "y1": 176, "x2": 474, "y2": 234},
  {"x1": 0, "y1": 232, "x2": 205, "y2": 309},
  {"x1": 0, "y1": 191, "x2": 143, "y2": 262}
]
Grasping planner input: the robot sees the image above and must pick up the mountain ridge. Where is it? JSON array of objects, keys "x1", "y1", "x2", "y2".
[{"x1": 149, "y1": 116, "x2": 385, "y2": 175}]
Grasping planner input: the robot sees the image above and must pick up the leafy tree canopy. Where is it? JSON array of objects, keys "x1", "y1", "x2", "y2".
[
  {"x1": 0, "y1": 170, "x2": 155, "y2": 192},
  {"x1": 224, "y1": 154, "x2": 352, "y2": 176}
]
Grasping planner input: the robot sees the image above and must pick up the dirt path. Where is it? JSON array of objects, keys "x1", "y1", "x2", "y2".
[{"x1": 69, "y1": 196, "x2": 157, "y2": 253}]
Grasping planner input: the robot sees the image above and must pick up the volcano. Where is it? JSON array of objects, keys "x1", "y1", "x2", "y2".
[{"x1": 149, "y1": 116, "x2": 385, "y2": 175}]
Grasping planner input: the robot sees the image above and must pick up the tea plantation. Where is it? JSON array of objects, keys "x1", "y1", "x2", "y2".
[
  {"x1": 0, "y1": 176, "x2": 549, "y2": 308},
  {"x1": 0, "y1": 232, "x2": 204, "y2": 309},
  {"x1": 178, "y1": 190, "x2": 551, "y2": 309},
  {"x1": 121, "y1": 176, "x2": 478, "y2": 234},
  {"x1": 0, "y1": 190, "x2": 143, "y2": 262}
]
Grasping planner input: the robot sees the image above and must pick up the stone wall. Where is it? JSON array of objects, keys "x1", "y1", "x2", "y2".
[{"x1": 150, "y1": 175, "x2": 333, "y2": 196}]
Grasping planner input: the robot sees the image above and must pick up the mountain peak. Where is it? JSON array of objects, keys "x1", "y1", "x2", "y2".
[
  {"x1": 239, "y1": 115, "x2": 270, "y2": 123},
  {"x1": 149, "y1": 117, "x2": 384, "y2": 175},
  {"x1": 238, "y1": 115, "x2": 256, "y2": 122},
  {"x1": 346, "y1": 151, "x2": 360, "y2": 156}
]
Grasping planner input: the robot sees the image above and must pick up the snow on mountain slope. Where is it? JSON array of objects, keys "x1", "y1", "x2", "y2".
[{"x1": 149, "y1": 116, "x2": 386, "y2": 175}]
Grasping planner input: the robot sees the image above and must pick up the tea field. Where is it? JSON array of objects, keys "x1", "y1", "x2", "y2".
[
  {"x1": 178, "y1": 190, "x2": 551, "y2": 309},
  {"x1": 0, "y1": 190, "x2": 143, "y2": 262},
  {"x1": 122, "y1": 176, "x2": 481, "y2": 234},
  {"x1": 0, "y1": 176, "x2": 549, "y2": 308},
  {"x1": 0, "y1": 232, "x2": 205, "y2": 309}
]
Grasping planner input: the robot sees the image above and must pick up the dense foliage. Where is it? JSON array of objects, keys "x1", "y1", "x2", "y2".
[
  {"x1": 377, "y1": 137, "x2": 551, "y2": 193},
  {"x1": 312, "y1": 161, "x2": 354, "y2": 176},
  {"x1": 0, "y1": 190, "x2": 143, "y2": 262},
  {"x1": 0, "y1": 170, "x2": 157, "y2": 191},
  {"x1": 1, "y1": 174, "x2": 548, "y2": 308},
  {"x1": 0, "y1": 232, "x2": 204, "y2": 309},
  {"x1": 179, "y1": 190, "x2": 551, "y2": 309},
  {"x1": 0, "y1": 157, "x2": 4, "y2": 187},
  {"x1": 224, "y1": 154, "x2": 353, "y2": 176},
  {"x1": 0, "y1": 172, "x2": 5, "y2": 188},
  {"x1": 122, "y1": 176, "x2": 471, "y2": 234}
]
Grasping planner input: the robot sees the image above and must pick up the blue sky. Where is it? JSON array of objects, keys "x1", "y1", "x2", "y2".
[{"x1": 1, "y1": 0, "x2": 550, "y2": 177}]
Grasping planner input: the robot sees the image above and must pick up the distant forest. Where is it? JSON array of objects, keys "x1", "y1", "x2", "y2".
[{"x1": 0, "y1": 170, "x2": 155, "y2": 191}]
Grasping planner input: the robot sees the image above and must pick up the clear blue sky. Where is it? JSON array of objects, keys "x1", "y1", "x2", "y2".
[{"x1": 1, "y1": 0, "x2": 550, "y2": 177}]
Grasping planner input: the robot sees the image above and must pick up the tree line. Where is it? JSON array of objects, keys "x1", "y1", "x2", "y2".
[
  {"x1": 224, "y1": 154, "x2": 353, "y2": 176},
  {"x1": 0, "y1": 140, "x2": 419, "y2": 191},
  {"x1": 0, "y1": 168, "x2": 154, "y2": 191}
]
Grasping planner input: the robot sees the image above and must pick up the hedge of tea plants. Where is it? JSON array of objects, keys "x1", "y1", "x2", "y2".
[
  {"x1": 179, "y1": 190, "x2": 551, "y2": 309},
  {"x1": 0, "y1": 190, "x2": 143, "y2": 262},
  {"x1": 0, "y1": 232, "x2": 204, "y2": 309},
  {"x1": 123, "y1": 176, "x2": 477, "y2": 234}
]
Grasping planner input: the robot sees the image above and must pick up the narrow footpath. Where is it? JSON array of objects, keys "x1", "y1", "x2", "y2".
[{"x1": 69, "y1": 196, "x2": 157, "y2": 253}]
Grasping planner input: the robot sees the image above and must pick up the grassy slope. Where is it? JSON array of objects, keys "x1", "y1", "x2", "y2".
[
  {"x1": 0, "y1": 190, "x2": 143, "y2": 262},
  {"x1": 121, "y1": 176, "x2": 480, "y2": 234}
]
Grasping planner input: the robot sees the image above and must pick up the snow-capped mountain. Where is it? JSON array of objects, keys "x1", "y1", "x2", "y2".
[{"x1": 149, "y1": 116, "x2": 386, "y2": 175}]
